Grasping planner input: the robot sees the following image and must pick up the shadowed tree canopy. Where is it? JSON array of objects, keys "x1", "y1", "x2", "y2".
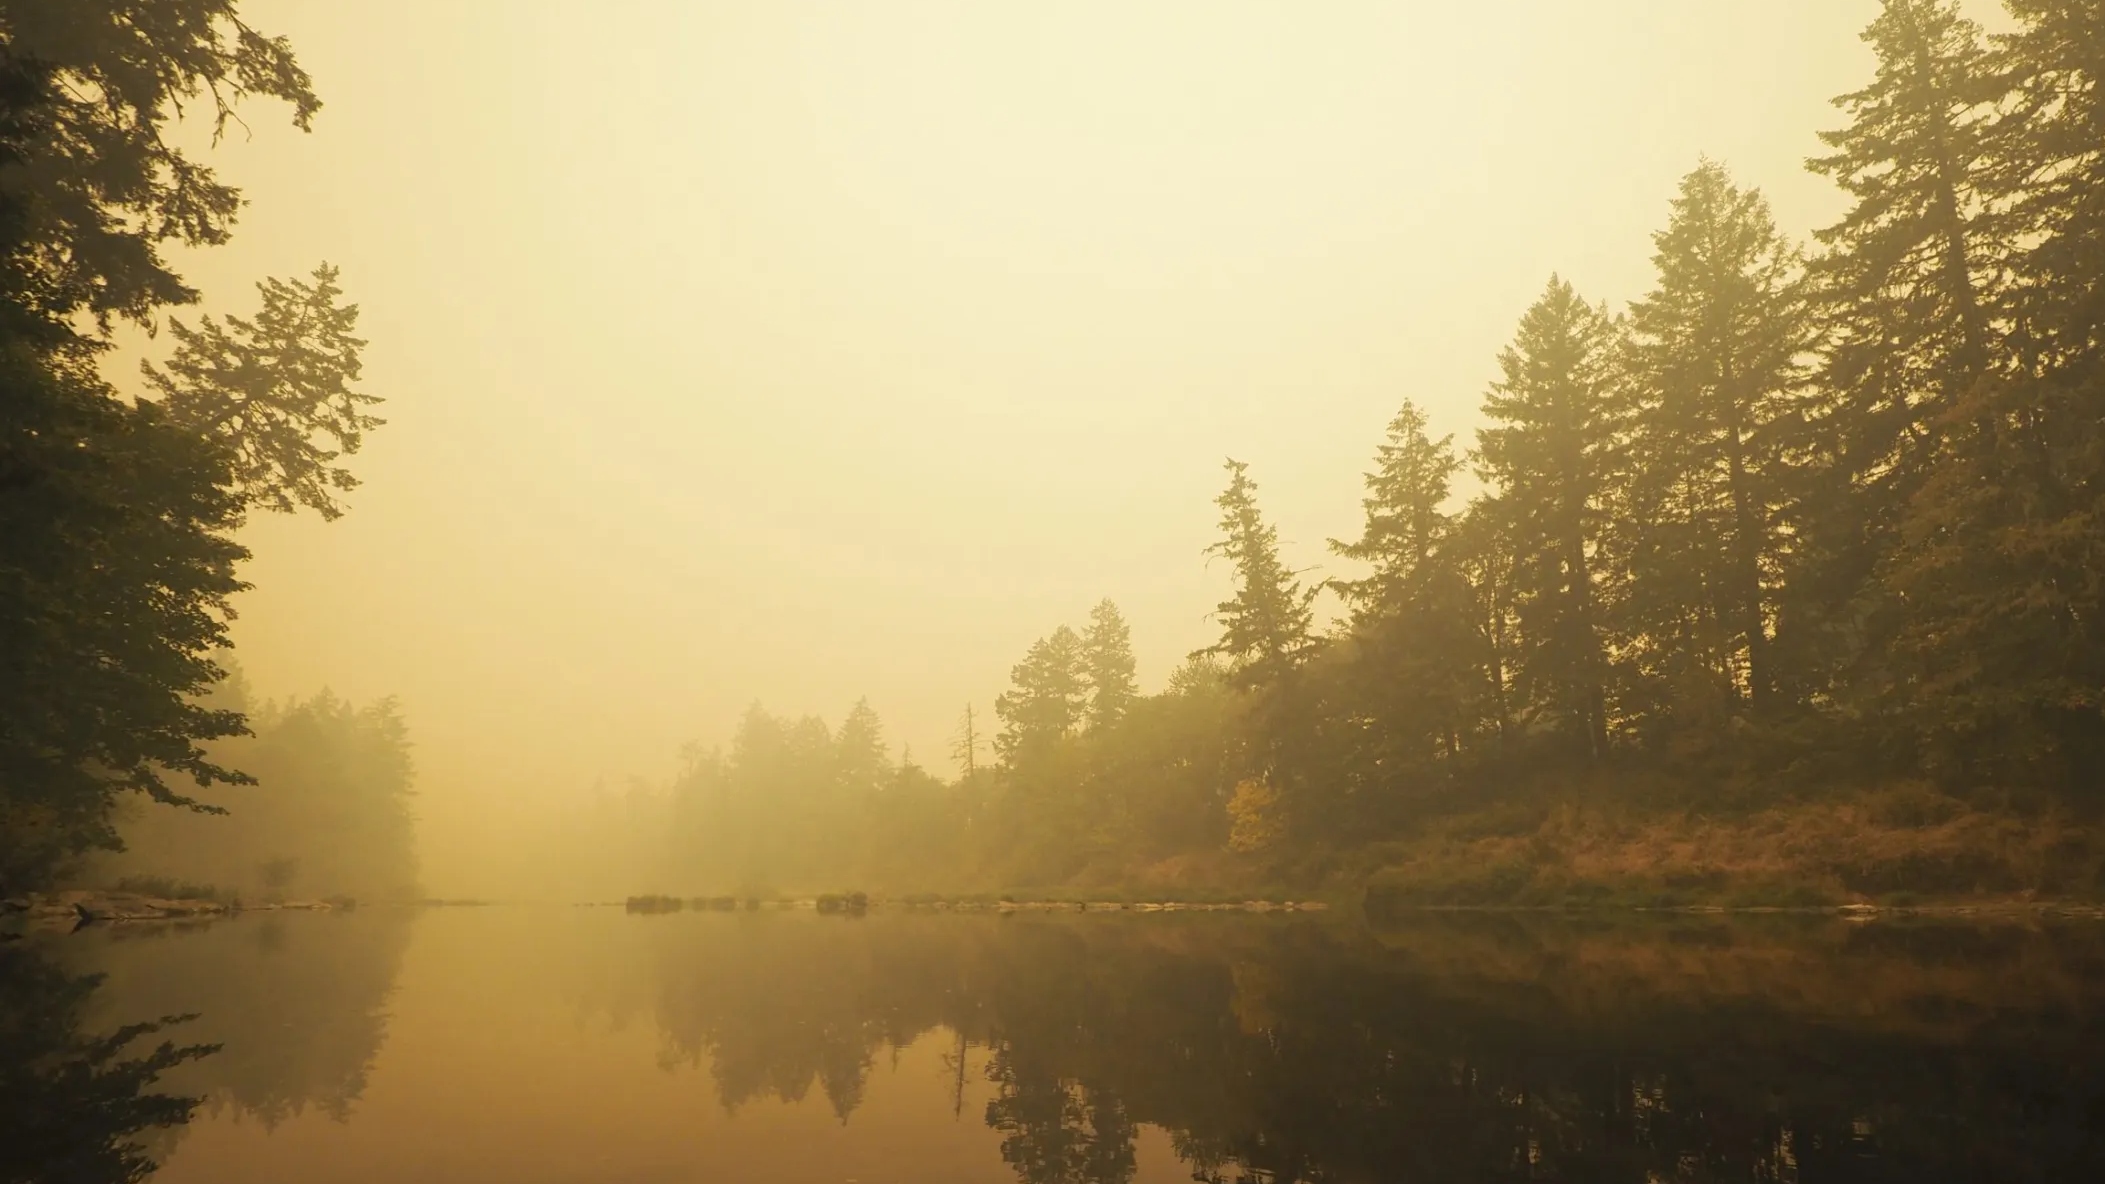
[
  {"x1": 145, "y1": 264, "x2": 378, "y2": 520},
  {"x1": 0, "y1": 0, "x2": 319, "y2": 341},
  {"x1": 0, "y1": 4, "x2": 393, "y2": 895}
]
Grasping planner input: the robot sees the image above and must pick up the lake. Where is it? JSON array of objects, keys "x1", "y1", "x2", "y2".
[{"x1": 7, "y1": 906, "x2": 2105, "y2": 1182}]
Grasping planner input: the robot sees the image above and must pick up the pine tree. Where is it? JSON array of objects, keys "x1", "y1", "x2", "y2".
[
  {"x1": 1998, "y1": 0, "x2": 2105, "y2": 365},
  {"x1": 1202, "y1": 459, "x2": 1314, "y2": 686},
  {"x1": 1330, "y1": 400, "x2": 1459, "y2": 620},
  {"x1": 1791, "y1": 0, "x2": 2005, "y2": 701},
  {"x1": 1080, "y1": 599, "x2": 1139, "y2": 731},
  {"x1": 1864, "y1": 0, "x2": 2105, "y2": 783},
  {"x1": 1475, "y1": 277, "x2": 1623, "y2": 758},
  {"x1": 994, "y1": 627, "x2": 1087, "y2": 766},
  {"x1": 1450, "y1": 499, "x2": 1521, "y2": 749},
  {"x1": 1329, "y1": 401, "x2": 1487, "y2": 769},
  {"x1": 835, "y1": 699, "x2": 888, "y2": 795},
  {"x1": 1621, "y1": 162, "x2": 1811, "y2": 717},
  {"x1": 1812, "y1": 0, "x2": 2001, "y2": 404}
]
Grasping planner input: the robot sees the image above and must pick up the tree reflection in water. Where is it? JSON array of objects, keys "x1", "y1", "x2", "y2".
[
  {"x1": 0, "y1": 944, "x2": 212, "y2": 1184},
  {"x1": 619, "y1": 912, "x2": 2105, "y2": 1183},
  {"x1": 69, "y1": 910, "x2": 413, "y2": 1128}
]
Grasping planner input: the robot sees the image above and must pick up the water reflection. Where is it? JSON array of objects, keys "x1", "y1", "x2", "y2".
[
  {"x1": 0, "y1": 943, "x2": 211, "y2": 1184},
  {"x1": 10, "y1": 909, "x2": 2104, "y2": 1182},
  {"x1": 47, "y1": 907, "x2": 412, "y2": 1143},
  {"x1": 610, "y1": 912, "x2": 2105, "y2": 1183}
]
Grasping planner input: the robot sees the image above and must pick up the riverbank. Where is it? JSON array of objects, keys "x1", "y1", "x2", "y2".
[
  {"x1": 1, "y1": 890, "x2": 349, "y2": 930},
  {"x1": 1356, "y1": 783, "x2": 2105, "y2": 913}
]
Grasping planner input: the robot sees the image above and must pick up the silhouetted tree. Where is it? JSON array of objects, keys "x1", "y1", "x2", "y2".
[
  {"x1": 1080, "y1": 600, "x2": 1138, "y2": 732},
  {"x1": 1620, "y1": 161, "x2": 1810, "y2": 723},
  {"x1": 1475, "y1": 277, "x2": 1623, "y2": 758},
  {"x1": 1202, "y1": 460, "x2": 1314, "y2": 687},
  {"x1": 996, "y1": 628, "x2": 1087, "y2": 767}
]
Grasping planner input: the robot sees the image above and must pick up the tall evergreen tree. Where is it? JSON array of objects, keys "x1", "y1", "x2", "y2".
[
  {"x1": 1080, "y1": 600, "x2": 1139, "y2": 731},
  {"x1": 1811, "y1": 0, "x2": 2001, "y2": 403},
  {"x1": 1866, "y1": 0, "x2": 2105, "y2": 784},
  {"x1": 1202, "y1": 460, "x2": 1314, "y2": 686},
  {"x1": 1621, "y1": 162, "x2": 1810, "y2": 718},
  {"x1": 835, "y1": 699, "x2": 888, "y2": 796},
  {"x1": 995, "y1": 627, "x2": 1087, "y2": 766},
  {"x1": 1450, "y1": 499, "x2": 1521, "y2": 749},
  {"x1": 1330, "y1": 400, "x2": 1459, "y2": 620},
  {"x1": 1330, "y1": 402, "x2": 1484, "y2": 771},
  {"x1": 1475, "y1": 277, "x2": 1623, "y2": 758},
  {"x1": 1793, "y1": 0, "x2": 2006, "y2": 704}
]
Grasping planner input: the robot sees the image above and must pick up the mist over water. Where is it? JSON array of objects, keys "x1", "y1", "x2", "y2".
[
  {"x1": 10, "y1": 3, "x2": 2105, "y2": 1181},
  {"x1": 11, "y1": 909, "x2": 2105, "y2": 1183}
]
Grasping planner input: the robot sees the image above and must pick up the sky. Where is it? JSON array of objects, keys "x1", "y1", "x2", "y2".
[{"x1": 118, "y1": 0, "x2": 2009, "y2": 895}]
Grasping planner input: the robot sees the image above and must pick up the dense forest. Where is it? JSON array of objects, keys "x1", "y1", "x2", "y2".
[
  {"x1": 0, "y1": 3, "x2": 409, "y2": 898},
  {"x1": 9, "y1": 1, "x2": 2105, "y2": 907},
  {"x1": 607, "y1": 0, "x2": 2105, "y2": 903}
]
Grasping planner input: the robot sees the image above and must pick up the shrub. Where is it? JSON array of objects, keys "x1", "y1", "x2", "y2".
[{"x1": 113, "y1": 876, "x2": 223, "y2": 902}]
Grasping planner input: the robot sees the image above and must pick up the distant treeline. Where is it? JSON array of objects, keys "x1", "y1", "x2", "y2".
[
  {"x1": 97, "y1": 671, "x2": 420, "y2": 903},
  {"x1": 621, "y1": 1, "x2": 2105, "y2": 898}
]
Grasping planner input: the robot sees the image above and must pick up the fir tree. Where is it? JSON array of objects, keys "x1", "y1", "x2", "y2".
[
  {"x1": 995, "y1": 627, "x2": 1087, "y2": 766},
  {"x1": 1080, "y1": 599, "x2": 1139, "y2": 731},
  {"x1": 1202, "y1": 459, "x2": 1314, "y2": 686},
  {"x1": 1330, "y1": 400, "x2": 1459, "y2": 621},
  {"x1": 1475, "y1": 277, "x2": 1623, "y2": 758},
  {"x1": 835, "y1": 699, "x2": 888, "y2": 796},
  {"x1": 1790, "y1": 0, "x2": 2006, "y2": 701},
  {"x1": 1621, "y1": 161, "x2": 1810, "y2": 716}
]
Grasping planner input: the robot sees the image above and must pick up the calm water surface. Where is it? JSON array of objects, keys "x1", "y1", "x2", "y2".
[{"x1": 7, "y1": 907, "x2": 2105, "y2": 1182}]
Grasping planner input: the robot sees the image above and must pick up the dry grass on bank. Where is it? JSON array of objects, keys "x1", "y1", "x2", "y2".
[{"x1": 1362, "y1": 783, "x2": 2105, "y2": 910}]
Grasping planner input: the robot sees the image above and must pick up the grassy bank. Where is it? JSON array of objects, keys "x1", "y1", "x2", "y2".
[{"x1": 1356, "y1": 783, "x2": 2105, "y2": 913}]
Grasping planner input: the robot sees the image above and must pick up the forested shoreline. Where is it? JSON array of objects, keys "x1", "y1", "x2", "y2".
[
  {"x1": 9, "y1": 1, "x2": 2105, "y2": 910},
  {"x1": 604, "y1": 1, "x2": 2105, "y2": 906}
]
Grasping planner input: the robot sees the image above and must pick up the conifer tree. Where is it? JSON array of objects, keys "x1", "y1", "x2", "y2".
[
  {"x1": 1202, "y1": 460, "x2": 1314, "y2": 686},
  {"x1": 145, "y1": 265, "x2": 380, "y2": 520},
  {"x1": 1450, "y1": 499, "x2": 1521, "y2": 748},
  {"x1": 1622, "y1": 162, "x2": 1810, "y2": 716},
  {"x1": 1475, "y1": 277, "x2": 1623, "y2": 758},
  {"x1": 835, "y1": 699, "x2": 888, "y2": 795},
  {"x1": 1330, "y1": 400, "x2": 1459, "y2": 620},
  {"x1": 1792, "y1": 0, "x2": 2006, "y2": 701},
  {"x1": 994, "y1": 627, "x2": 1087, "y2": 766},
  {"x1": 1080, "y1": 599, "x2": 1139, "y2": 731},
  {"x1": 1867, "y1": 0, "x2": 2105, "y2": 782},
  {"x1": 1812, "y1": 0, "x2": 2001, "y2": 403},
  {"x1": 1330, "y1": 402, "x2": 1485, "y2": 768}
]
